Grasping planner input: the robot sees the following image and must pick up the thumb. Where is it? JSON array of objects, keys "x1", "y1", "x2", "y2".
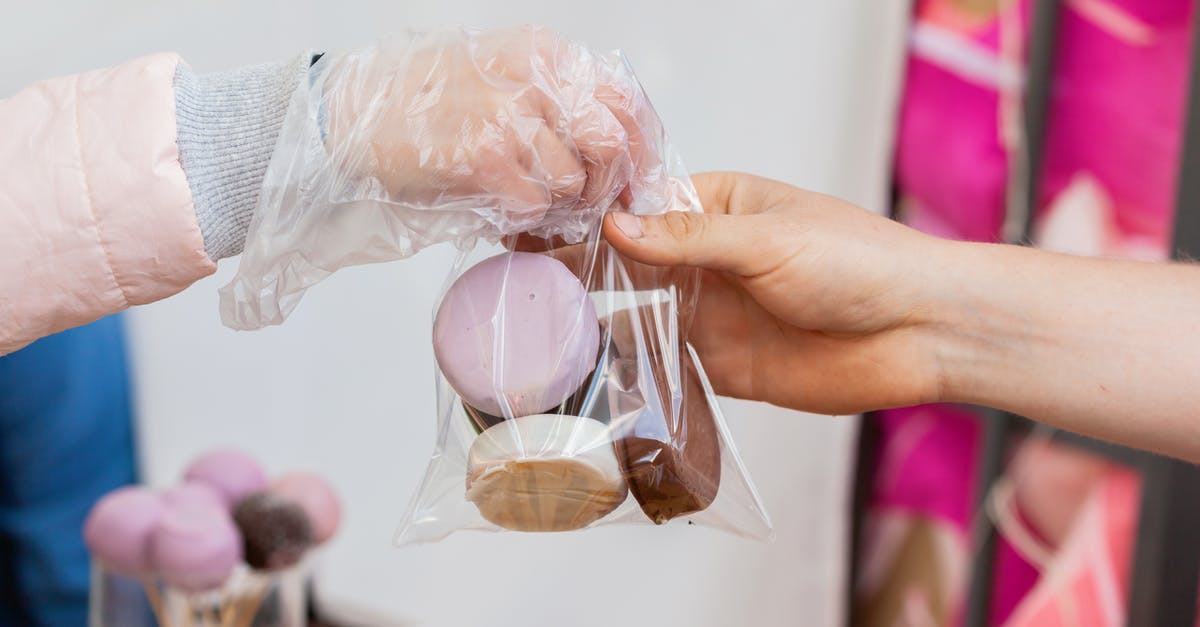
[{"x1": 603, "y1": 210, "x2": 773, "y2": 276}]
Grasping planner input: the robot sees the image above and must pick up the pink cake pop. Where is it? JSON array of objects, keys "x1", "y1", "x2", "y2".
[
  {"x1": 183, "y1": 449, "x2": 267, "y2": 507},
  {"x1": 163, "y1": 482, "x2": 226, "y2": 511},
  {"x1": 149, "y1": 499, "x2": 242, "y2": 592},
  {"x1": 83, "y1": 486, "x2": 166, "y2": 575},
  {"x1": 433, "y1": 252, "x2": 600, "y2": 417},
  {"x1": 270, "y1": 473, "x2": 342, "y2": 544}
]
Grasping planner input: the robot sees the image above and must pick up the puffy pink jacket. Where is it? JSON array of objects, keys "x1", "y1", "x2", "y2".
[
  {"x1": 0, "y1": 54, "x2": 212, "y2": 355},
  {"x1": 0, "y1": 53, "x2": 306, "y2": 355}
]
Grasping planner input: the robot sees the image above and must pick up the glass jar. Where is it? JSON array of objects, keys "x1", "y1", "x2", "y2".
[{"x1": 88, "y1": 562, "x2": 306, "y2": 627}]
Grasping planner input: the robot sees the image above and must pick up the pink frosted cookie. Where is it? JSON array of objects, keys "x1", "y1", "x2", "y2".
[{"x1": 433, "y1": 252, "x2": 600, "y2": 418}]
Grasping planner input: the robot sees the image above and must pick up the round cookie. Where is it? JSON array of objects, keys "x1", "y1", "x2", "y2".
[
  {"x1": 434, "y1": 252, "x2": 600, "y2": 418},
  {"x1": 466, "y1": 414, "x2": 626, "y2": 532}
]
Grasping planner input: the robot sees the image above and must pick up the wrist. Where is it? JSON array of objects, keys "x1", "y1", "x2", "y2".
[
  {"x1": 923, "y1": 240, "x2": 1037, "y2": 407},
  {"x1": 174, "y1": 53, "x2": 314, "y2": 261}
]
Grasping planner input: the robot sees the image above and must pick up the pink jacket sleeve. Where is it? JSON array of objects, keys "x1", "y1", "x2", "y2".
[{"x1": 0, "y1": 53, "x2": 217, "y2": 355}]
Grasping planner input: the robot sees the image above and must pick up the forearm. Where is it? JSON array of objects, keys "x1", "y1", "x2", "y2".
[{"x1": 934, "y1": 241, "x2": 1200, "y2": 459}]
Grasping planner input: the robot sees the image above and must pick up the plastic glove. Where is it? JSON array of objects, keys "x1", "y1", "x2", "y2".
[{"x1": 221, "y1": 26, "x2": 676, "y2": 329}]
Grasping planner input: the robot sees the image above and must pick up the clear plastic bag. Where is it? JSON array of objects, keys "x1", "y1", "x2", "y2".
[
  {"x1": 397, "y1": 230, "x2": 772, "y2": 542},
  {"x1": 219, "y1": 26, "x2": 771, "y2": 542}
]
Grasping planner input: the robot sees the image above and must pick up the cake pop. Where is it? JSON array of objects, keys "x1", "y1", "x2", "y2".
[
  {"x1": 232, "y1": 493, "x2": 313, "y2": 570},
  {"x1": 183, "y1": 449, "x2": 268, "y2": 507},
  {"x1": 83, "y1": 486, "x2": 166, "y2": 576},
  {"x1": 164, "y1": 481, "x2": 226, "y2": 511},
  {"x1": 148, "y1": 500, "x2": 241, "y2": 592},
  {"x1": 270, "y1": 473, "x2": 341, "y2": 544}
]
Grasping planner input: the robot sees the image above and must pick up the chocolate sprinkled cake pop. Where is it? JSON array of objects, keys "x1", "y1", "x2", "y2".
[{"x1": 232, "y1": 492, "x2": 314, "y2": 571}]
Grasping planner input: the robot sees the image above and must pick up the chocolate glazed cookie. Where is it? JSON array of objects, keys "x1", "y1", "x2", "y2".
[{"x1": 607, "y1": 310, "x2": 721, "y2": 524}]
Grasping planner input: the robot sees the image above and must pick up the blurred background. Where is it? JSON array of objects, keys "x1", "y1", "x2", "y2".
[
  {"x1": 1, "y1": 2, "x2": 909, "y2": 626},
  {"x1": 8, "y1": 1, "x2": 1196, "y2": 626}
]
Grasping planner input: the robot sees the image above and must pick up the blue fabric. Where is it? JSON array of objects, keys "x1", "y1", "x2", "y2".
[{"x1": 0, "y1": 315, "x2": 137, "y2": 627}]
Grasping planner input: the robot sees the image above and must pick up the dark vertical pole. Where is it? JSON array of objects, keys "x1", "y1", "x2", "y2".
[
  {"x1": 1125, "y1": 6, "x2": 1200, "y2": 624},
  {"x1": 847, "y1": 413, "x2": 881, "y2": 625},
  {"x1": 961, "y1": 417, "x2": 1014, "y2": 627},
  {"x1": 1010, "y1": 0, "x2": 1063, "y2": 244},
  {"x1": 1126, "y1": 459, "x2": 1200, "y2": 626},
  {"x1": 1171, "y1": 0, "x2": 1200, "y2": 258},
  {"x1": 962, "y1": 1, "x2": 1060, "y2": 626}
]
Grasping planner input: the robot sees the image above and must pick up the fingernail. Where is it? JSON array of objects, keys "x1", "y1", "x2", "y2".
[{"x1": 611, "y1": 212, "x2": 644, "y2": 239}]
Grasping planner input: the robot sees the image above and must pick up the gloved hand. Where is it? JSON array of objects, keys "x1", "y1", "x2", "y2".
[
  {"x1": 325, "y1": 27, "x2": 664, "y2": 219},
  {"x1": 221, "y1": 26, "x2": 675, "y2": 329}
]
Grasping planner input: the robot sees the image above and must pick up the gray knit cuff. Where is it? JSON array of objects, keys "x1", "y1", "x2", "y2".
[{"x1": 175, "y1": 54, "x2": 312, "y2": 261}]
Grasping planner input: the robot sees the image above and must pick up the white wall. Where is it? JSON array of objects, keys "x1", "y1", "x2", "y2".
[{"x1": 1, "y1": 2, "x2": 908, "y2": 625}]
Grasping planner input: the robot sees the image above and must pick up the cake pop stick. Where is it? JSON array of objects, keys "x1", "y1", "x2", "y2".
[
  {"x1": 220, "y1": 594, "x2": 236, "y2": 627},
  {"x1": 209, "y1": 601, "x2": 223, "y2": 627},
  {"x1": 143, "y1": 578, "x2": 166, "y2": 627},
  {"x1": 161, "y1": 587, "x2": 195, "y2": 627},
  {"x1": 189, "y1": 593, "x2": 219, "y2": 627},
  {"x1": 233, "y1": 575, "x2": 270, "y2": 627},
  {"x1": 218, "y1": 569, "x2": 247, "y2": 627}
]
